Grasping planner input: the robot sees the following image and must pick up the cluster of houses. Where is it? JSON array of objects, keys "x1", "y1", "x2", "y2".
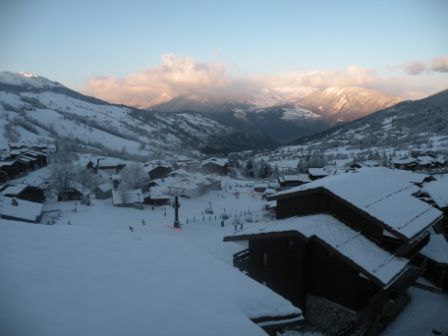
[
  {"x1": 0, "y1": 152, "x2": 229, "y2": 222},
  {"x1": 0, "y1": 144, "x2": 52, "y2": 183},
  {"x1": 225, "y1": 167, "x2": 448, "y2": 334},
  {"x1": 392, "y1": 150, "x2": 447, "y2": 171}
]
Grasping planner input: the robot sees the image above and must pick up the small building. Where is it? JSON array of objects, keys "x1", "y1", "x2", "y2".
[
  {"x1": 168, "y1": 180, "x2": 202, "y2": 198},
  {"x1": 350, "y1": 160, "x2": 381, "y2": 169},
  {"x1": 96, "y1": 158, "x2": 127, "y2": 174},
  {"x1": 143, "y1": 187, "x2": 171, "y2": 206},
  {"x1": 0, "y1": 160, "x2": 28, "y2": 180},
  {"x1": 1, "y1": 184, "x2": 45, "y2": 203},
  {"x1": 143, "y1": 161, "x2": 172, "y2": 180},
  {"x1": 112, "y1": 189, "x2": 143, "y2": 207},
  {"x1": 307, "y1": 168, "x2": 329, "y2": 180},
  {"x1": 278, "y1": 174, "x2": 311, "y2": 189},
  {"x1": 253, "y1": 183, "x2": 269, "y2": 193},
  {"x1": 58, "y1": 182, "x2": 91, "y2": 204},
  {"x1": 200, "y1": 158, "x2": 228, "y2": 175},
  {"x1": 94, "y1": 182, "x2": 113, "y2": 199},
  {"x1": 0, "y1": 197, "x2": 43, "y2": 223},
  {"x1": 174, "y1": 158, "x2": 200, "y2": 172}
]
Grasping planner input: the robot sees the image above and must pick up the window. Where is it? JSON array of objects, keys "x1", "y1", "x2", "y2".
[{"x1": 262, "y1": 252, "x2": 268, "y2": 266}]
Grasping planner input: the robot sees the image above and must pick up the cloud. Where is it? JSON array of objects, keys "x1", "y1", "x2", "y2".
[
  {"x1": 432, "y1": 56, "x2": 448, "y2": 73},
  {"x1": 85, "y1": 54, "x2": 246, "y2": 107},
  {"x1": 84, "y1": 54, "x2": 448, "y2": 107},
  {"x1": 402, "y1": 55, "x2": 448, "y2": 75},
  {"x1": 404, "y1": 62, "x2": 427, "y2": 75}
]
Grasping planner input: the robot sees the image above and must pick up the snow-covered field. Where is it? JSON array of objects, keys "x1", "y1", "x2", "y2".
[
  {"x1": 1, "y1": 171, "x2": 447, "y2": 335},
  {"x1": 1, "y1": 178, "x2": 305, "y2": 336}
]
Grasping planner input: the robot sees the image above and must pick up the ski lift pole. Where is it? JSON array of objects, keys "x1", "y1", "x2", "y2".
[{"x1": 173, "y1": 195, "x2": 181, "y2": 228}]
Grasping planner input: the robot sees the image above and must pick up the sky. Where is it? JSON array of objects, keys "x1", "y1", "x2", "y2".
[{"x1": 1, "y1": 0, "x2": 448, "y2": 107}]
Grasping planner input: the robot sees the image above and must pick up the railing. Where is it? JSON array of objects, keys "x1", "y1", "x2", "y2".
[{"x1": 233, "y1": 248, "x2": 250, "y2": 271}]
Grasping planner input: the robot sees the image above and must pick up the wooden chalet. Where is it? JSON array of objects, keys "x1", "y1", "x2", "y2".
[
  {"x1": 269, "y1": 168, "x2": 442, "y2": 257},
  {"x1": 225, "y1": 215, "x2": 421, "y2": 334},
  {"x1": 307, "y1": 167, "x2": 329, "y2": 180},
  {"x1": 58, "y1": 182, "x2": 91, "y2": 204},
  {"x1": 96, "y1": 158, "x2": 126, "y2": 174},
  {"x1": 112, "y1": 189, "x2": 143, "y2": 208},
  {"x1": 224, "y1": 167, "x2": 444, "y2": 334},
  {"x1": 0, "y1": 160, "x2": 28, "y2": 180},
  {"x1": 94, "y1": 182, "x2": 113, "y2": 199},
  {"x1": 200, "y1": 158, "x2": 228, "y2": 176},
  {"x1": 143, "y1": 187, "x2": 171, "y2": 206},
  {"x1": 1, "y1": 184, "x2": 45, "y2": 203},
  {"x1": 143, "y1": 161, "x2": 172, "y2": 180},
  {"x1": 277, "y1": 174, "x2": 311, "y2": 189}
]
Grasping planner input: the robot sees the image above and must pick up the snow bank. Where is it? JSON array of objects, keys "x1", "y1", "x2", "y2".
[{"x1": 0, "y1": 220, "x2": 301, "y2": 336}]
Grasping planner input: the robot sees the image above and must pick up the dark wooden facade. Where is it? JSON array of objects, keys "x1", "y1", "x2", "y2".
[
  {"x1": 233, "y1": 233, "x2": 380, "y2": 311},
  {"x1": 3, "y1": 185, "x2": 46, "y2": 203},
  {"x1": 227, "y1": 230, "x2": 424, "y2": 334}
]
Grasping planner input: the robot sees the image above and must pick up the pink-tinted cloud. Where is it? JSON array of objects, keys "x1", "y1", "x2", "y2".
[
  {"x1": 84, "y1": 54, "x2": 448, "y2": 107},
  {"x1": 404, "y1": 62, "x2": 427, "y2": 75},
  {"x1": 432, "y1": 56, "x2": 448, "y2": 73}
]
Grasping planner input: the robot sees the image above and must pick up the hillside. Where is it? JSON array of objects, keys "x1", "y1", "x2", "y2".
[
  {"x1": 0, "y1": 72, "x2": 271, "y2": 158},
  {"x1": 294, "y1": 89, "x2": 448, "y2": 151}
]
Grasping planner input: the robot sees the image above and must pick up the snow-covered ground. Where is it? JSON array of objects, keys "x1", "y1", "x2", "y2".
[
  {"x1": 383, "y1": 286, "x2": 448, "y2": 335},
  {"x1": 1, "y1": 177, "x2": 305, "y2": 336},
  {"x1": 1, "y1": 169, "x2": 447, "y2": 335}
]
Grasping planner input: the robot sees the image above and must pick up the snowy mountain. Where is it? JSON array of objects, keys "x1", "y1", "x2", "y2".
[
  {"x1": 297, "y1": 86, "x2": 401, "y2": 122},
  {"x1": 0, "y1": 72, "x2": 271, "y2": 157},
  {"x1": 153, "y1": 86, "x2": 400, "y2": 143},
  {"x1": 294, "y1": 89, "x2": 448, "y2": 150},
  {"x1": 155, "y1": 98, "x2": 331, "y2": 143}
]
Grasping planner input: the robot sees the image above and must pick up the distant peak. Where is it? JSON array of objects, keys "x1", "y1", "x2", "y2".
[{"x1": 0, "y1": 71, "x2": 64, "y2": 89}]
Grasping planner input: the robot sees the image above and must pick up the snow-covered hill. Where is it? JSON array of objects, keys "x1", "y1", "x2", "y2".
[
  {"x1": 0, "y1": 72, "x2": 268, "y2": 157},
  {"x1": 295, "y1": 89, "x2": 448, "y2": 151}
]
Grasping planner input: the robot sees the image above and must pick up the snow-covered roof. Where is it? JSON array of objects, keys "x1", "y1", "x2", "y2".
[
  {"x1": 1, "y1": 184, "x2": 28, "y2": 196},
  {"x1": 0, "y1": 220, "x2": 302, "y2": 336},
  {"x1": 421, "y1": 234, "x2": 448, "y2": 265},
  {"x1": 112, "y1": 189, "x2": 143, "y2": 205},
  {"x1": 69, "y1": 181, "x2": 90, "y2": 196},
  {"x1": 169, "y1": 179, "x2": 200, "y2": 191},
  {"x1": 201, "y1": 157, "x2": 228, "y2": 167},
  {"x1": 421, "y1": 177, "x2": 448, "y2": 209},
  {"x1": 392, "y1": 157, "x2": 415, "y2": 165},
  {"x1": 146, "y1": 186, "x2": 171, "y2": 200},
  {"x1": 308, "y1": 167, "x2": 329, "y2": 177},
  {"x1": 0, "y1": 160, "x2": 15, "y2": 167},
  {"x1": 0, "y1": 197, "x2": 43, "y2": 222},
  {"x1": 97, "y1": 158, "x2": 127, "y2": 168},
  {"x1": 278, "y1": 174, "x2": 311, "y2": 184},
  {"x1": 96, "y1": 182, "x2": 113, "y2": 193},
  {"x1": 271, "y1": 168, "x2": 442, "y2": 240},
  {"x1": 225, "y1": 214, "x2": 410, "y2": 286}
]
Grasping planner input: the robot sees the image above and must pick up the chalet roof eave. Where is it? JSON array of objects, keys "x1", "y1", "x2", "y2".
[
  {"x1": 223, "y1": 230, "x2": 302, "y2": 242},
  {"x1": 267, "y1": 187, "x2": 323, "y2": 201}
]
